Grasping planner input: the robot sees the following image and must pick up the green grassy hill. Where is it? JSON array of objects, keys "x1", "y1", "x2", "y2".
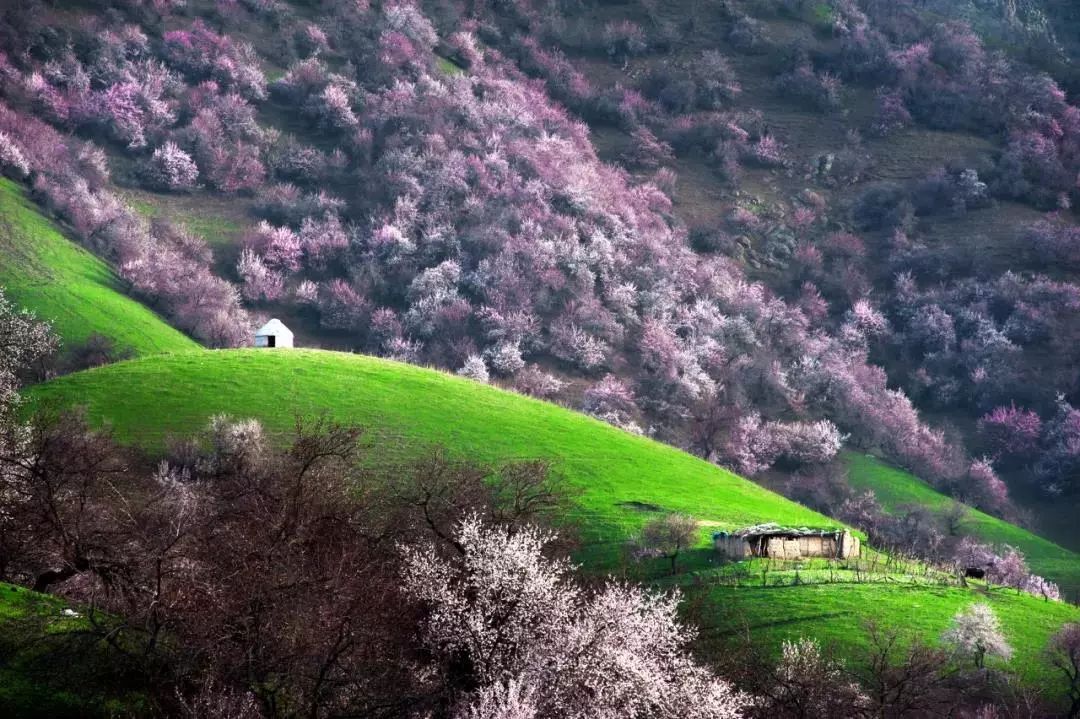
[
  {"x1": 845, "y1": 453, "x2": 1080, "y2": 600},
  {"x1": 27, "y1": 349, "x2": 1080, "y2": 686},
  {"x1": 0, "y1": 178, "x2": 199, "y2": 357},
  {"x1": 27, "y1": 349, "x2": 832, "y2": 560}
]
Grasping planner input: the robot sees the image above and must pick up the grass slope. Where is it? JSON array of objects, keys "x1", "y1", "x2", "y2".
[
  {"x1": 692, "y1": 582, "x2": 1078, "y2": 684},
  {"x1": 28, "y1": 349, "x2": 1080, "y2": 688},
  {"x1": 0, "y1": 178, "x2": 199, "y2": 356},
  {"x1": 845, "y1": 453, "x2": 1080, "y2": 600},
  {"x1": 28, "y1": 349, "x2": 832, "y2": 560},
  {"x1": 0, "y1": 583, "x2": 149, "y2": 717}
]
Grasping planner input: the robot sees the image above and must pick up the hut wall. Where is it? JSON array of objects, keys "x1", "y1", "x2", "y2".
[
  {"x1": 839, "y1": 531, "x2": 860, "y2": 558},
  {"x1": 714, "y1": 535, "x2": 751, "y2": 559},
  {"x1": 766, "y1": 537, "x2": 802, "y2": 559},
  {"x1": 719, "y1": 529, "x2": 860, "y2": 560},
  {"x1": 797, "y1": 536, "x2": 833, "y2": 557}
]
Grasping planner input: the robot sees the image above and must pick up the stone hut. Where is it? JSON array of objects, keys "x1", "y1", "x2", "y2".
[
  {"x1": 254, "y1": 318, "x2": 294, "y2": 349},
  {"x1": 713, "y1": 523, "x2": 860, "y2": 560}
]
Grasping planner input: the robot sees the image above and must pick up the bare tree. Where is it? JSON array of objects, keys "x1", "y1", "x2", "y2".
[
  {"x1": 369, "y1": 448, "x2": 573, "y2": 554},
  {"x1": 1047, "y1": 623, "x2": 1080, "y2": 718},
  {"x1": 637, "y1": 513, "x2": 700, "y2": 575},
  {"x1": 942, "y1": 501, "x2": 968, "y2": 537},
  {"x1": 0, "y1": 410, "x2": 134, "y2": 593},
  {"x1": 857, "y1": 622, "x2": 959, "y2": 717}
]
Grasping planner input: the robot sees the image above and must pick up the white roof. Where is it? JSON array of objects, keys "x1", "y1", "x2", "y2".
[{"x1": 255, "y1": 318, "x2": 294, "y2": 338}]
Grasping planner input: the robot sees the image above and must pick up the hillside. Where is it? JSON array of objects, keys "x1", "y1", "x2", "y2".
[
  {"x1": 2, "y1": 0, "x2": 1080, "y2": 709},
  {"x1": 845, "y1": 453, "x2": 1080, "y2": 600},
  {"x1": 0, "y1": 178, "x2": 199, "y2": 357},
  {"x1": 4, "y1": 0, "x2": 1080, "y2": 549},
  {"x1": 27, "y1": 349, "x2": 831, "y2": 559},
  {"x1": 28, "y1": 349, "x2": 1080, "y2": 687},
  {"x1": 691, "y1": 581, "x2": 1080, "y2": 685}
]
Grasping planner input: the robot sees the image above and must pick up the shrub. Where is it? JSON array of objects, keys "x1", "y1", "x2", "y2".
[
  {"x1": 601, "y1": 20, "x2": 647, "y2": 63},
  {"x1": 513, "y1": 365, "x2": 564, "y2": 399},
  {"x1": 729, "y1": 15, "x2": 769, "y2": 52},
  {"x1": 145, "y1": 141, "x2": 199, "y2": 191},
  {"x1": 484, "y1": 340, "x2": 525, "y2": 376},
  {"x1": 457, "y1": 354, "x2": 490, "y2": 383},
  {"x1": 871, "y1": 88, "x2": 911, "y2": 136},
  {"x1": 745, "y1": 135, "x2": 788, "y2": 168},
  {"x1": 775, "y1": 65, "x2": 842, "y2": 112}
]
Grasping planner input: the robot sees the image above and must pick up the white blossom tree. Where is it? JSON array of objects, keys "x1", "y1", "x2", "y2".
[
  {"x1": 763, "y1": 637, "x2": 870, "y2": 718},
  {"x1": 401, "y1": 516, "x2": 749, "y2": 719},
  {"x1": 457, "y1": 355, "x2": 490, "y2": 383},
  {"x1": 941, "y1": 603, "x2": 1012, "y2": 669},
  {"x1": 0, "y1": 288, "x2": 57, "y2": 417},
  {"x1": 146, "y1": 141, "x2": 199, "y2": 191}
]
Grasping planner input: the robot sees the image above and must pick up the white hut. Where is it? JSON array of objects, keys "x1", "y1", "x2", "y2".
[{"x1": 254, "y1": 318, "x2": 294, "y2": 349}]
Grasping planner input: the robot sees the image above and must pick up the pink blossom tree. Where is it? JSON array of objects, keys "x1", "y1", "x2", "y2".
[
  {"x1": 978, "y1": 404, "x2": 1042, "y2": 461},
  {"x1": 964, "y1": 458, "x2": 1009, "y2": 513},
  {"x1": 872, "y1": 88, "x2": 912, "y2": 136},
  {"x1": 236, "y1": 249, "x2": 284, "y2": 303},
  {"x1": 583, "y1": 374, "x2": 640, "y2": 434},
  {"x1": 987, "y1": 546, "x2": 1028, "y2": 591}
]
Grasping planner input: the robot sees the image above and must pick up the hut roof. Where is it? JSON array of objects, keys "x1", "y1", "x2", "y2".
[
  {"x1": 255, "y1": 318, "x2": 293, "y2": 339},
  {"x1": 717, "y1": 523, "x2": 846, "y2": 539}
]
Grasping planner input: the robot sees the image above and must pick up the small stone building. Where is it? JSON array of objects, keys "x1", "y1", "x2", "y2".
[
  {"x1": 713, "y1": 523, "x2": 860, "y2": 560},
  {"x1": 254, "y1": 318, "x2": 294, "y2": 349}
]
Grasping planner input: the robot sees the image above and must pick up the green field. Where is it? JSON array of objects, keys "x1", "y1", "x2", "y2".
[
  {"x1": 27, "y1": 349, "x2": 1080, "y2": 686},
  {"x1": 0, "y1": 178, "x2": 199, "y2": 357},
  {"x1": 845, "y1": 453, "x2": 1080, "y2": 599},
  {"x1": 28, "y1": 349, "x2": 832, "y2": 559}
]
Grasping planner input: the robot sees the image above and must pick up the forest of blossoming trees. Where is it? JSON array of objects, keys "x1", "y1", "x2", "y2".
[
  {"x1": 0, "y1": 0, "x2": 971, "y2": 508},
  {"x1": 4, "y1": 0, "x2": 1080, "y2": 527}
]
